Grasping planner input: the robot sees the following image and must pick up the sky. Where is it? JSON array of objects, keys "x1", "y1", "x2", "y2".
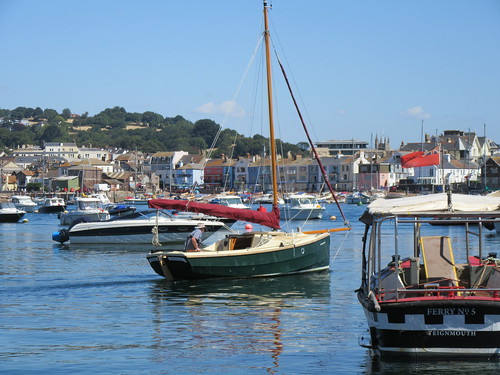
[{"x1": 1, "y1": 0, "x2": 499, "y2": 148}]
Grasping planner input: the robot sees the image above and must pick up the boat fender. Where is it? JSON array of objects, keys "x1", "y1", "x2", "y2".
[
  {"x1": 52, "y1": 229, "x2": 70, "y2": 244},
  {"x1": 368, "y1": 291, "x2": 381, "y2": 311}
]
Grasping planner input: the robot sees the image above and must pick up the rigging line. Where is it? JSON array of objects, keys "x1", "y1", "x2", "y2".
[
  {"x1": 267, "y1": 14, "x2": 320, "y2": 143},
  {"x1": 331, "y1": 229, "x2": 350, "y2": 264},
  {"x1": 205, "y1": 33, "x2": 265, "y2": 163},
  {"x1": 275, "y1": 52, "x2": 349, "y2": 226}
]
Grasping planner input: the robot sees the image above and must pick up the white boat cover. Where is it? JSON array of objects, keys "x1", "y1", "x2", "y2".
[{"x1": 367, "y1": 193, "x2": 500, "y2": 215}]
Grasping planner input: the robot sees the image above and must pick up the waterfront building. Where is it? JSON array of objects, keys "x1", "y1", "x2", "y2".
[{"x1": 314, "y1": 139, "x2": 369, "y2": 157}]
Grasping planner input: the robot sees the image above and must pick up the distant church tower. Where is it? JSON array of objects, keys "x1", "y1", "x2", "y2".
[{"x1": 375, "y1": 135, "x2": 390, "y2": 151}]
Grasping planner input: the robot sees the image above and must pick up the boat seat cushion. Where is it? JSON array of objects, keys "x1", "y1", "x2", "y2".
[{"x1": 420, "y1": 236, "x2": 458, "y2": 287}]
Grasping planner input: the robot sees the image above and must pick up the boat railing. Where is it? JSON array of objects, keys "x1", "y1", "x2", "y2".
[
  {"x1": 367, "y1": 214, "x2": 500, "y2": 302},
  {"x1": 376, "y1": 285, "x2": 500, "y2": 301}
]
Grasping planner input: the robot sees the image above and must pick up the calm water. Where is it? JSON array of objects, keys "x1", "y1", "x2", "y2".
[{"x1": 1, "y1": 204, "x2": 500, "y2": 374}]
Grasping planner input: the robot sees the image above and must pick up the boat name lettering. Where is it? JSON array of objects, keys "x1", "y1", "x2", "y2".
[
  {"x1": 426, "y1": 330, "x2": 477, "y2": 336},
  {"x1": 426, "y1": 308, "x2": 476, "y2": 316}
]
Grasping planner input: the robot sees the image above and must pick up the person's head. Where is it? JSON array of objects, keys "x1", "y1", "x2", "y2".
[{"x1": 196, "y1": 224, "x2": 206, "y2": 231}]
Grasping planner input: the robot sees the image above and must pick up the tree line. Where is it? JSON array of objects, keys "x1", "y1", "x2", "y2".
[{"x1": 0, "y1": 106, "x2": 309, "y2": 158}]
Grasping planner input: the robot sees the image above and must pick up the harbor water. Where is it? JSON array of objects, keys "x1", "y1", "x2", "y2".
[{"x1": 2, "y1": 203, "x2": 500, "y2": 374}]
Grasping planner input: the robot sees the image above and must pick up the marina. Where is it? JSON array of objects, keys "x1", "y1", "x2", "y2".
[{"x1": 2, "y1": 203, "x2": 500, "y2": 373}]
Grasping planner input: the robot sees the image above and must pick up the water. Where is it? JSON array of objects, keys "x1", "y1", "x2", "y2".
[{"x1": 1, "y1": 204, "x2": 500, "y2": 374}]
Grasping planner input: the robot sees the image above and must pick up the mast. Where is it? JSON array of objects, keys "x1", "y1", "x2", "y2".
[{"x1": 263, "y1": 0, "x2": 279, "y2": 206}]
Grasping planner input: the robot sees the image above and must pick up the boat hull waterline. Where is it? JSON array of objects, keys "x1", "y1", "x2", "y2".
[{"x1": 358, "y1": 295, "x2": 500, "y2": 359}]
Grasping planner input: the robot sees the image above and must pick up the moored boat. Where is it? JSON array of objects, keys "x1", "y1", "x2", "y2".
[
  {"x1": 357, "y1": 192, "x2": 500, "y2": 360},
  {"x1": 52, "y1": 210, "x2": 229, "y2": 244},
  {"x1": 0, "y1": 201, "x2": 26, "y2": 222},
  {"x1": 58, "y1": 197, "x2": 110, "y2": 225},
  {"x1": 209, "y1": 194, "x2": 250, "y2": 209},
  {"x1": 10, "y1": 195, "x2": 37, "y2": 213},
  {"x1": 279, "y1": 194, "x2": 325, "y2": 220},
  {"x1": 346, "y1": 191, "x2": 370, "y2": 204},
  {"x1": 38, "y1": 197, "x2": 66, "y2": 213}
]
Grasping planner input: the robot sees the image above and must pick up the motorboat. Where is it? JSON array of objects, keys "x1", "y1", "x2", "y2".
[
  {"x1": 106, "y1": 203, "x2": 137, "y2": 218},
  {"x1": 209, "y1": 194, "x2": 250, "y2": 209},
  {"x1": 279, "y1": 194, "x2": 325, "y2": 220},
  {"x1": 170, "y1": 210, "x2": 236, "y2": 226},
  {"x1": 10, "y1": 195, "x2": 37, "y2": 213},
  {"x1": 58, "y1": 197, "x2": 110, "y2": 225},
  {"x1": 253, "y1": 193, "x2": 284, "y2": 205},
  {"x1": 0, "y1": 201, "x2": 26, "y2": 222},
  {"x1": 357, "y1": 192, "x2": 500, "y2": 360},
  {"x1": 52, "y1": 210, "x2": 229, "y2": 244},
  {"x1": 38, "y1": 197, "x2": 66, "y2": 213},
  {"x1": 346, "y1": 191, "x2": 370, "y2": 204}
]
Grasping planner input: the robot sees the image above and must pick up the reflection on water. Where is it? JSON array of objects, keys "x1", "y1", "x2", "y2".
[
  {"x1": 1, "y1": 204, "x2": 499, "y2": 374},
  {"x1": 148, "y1": 273, "x2": 332, "y2": 374}
]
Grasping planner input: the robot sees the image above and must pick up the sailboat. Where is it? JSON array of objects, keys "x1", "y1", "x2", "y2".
[{"x1": 146, "y1": 1, "x2": 348, "y2": 280}]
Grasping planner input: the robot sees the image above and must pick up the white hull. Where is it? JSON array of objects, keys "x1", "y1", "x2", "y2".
[
  {"x1": 54, "y1": 216, "x2": 228, "y2": 244},
  {"x1": 279, "y1": 207, "x2": 324, "y2": 220}
]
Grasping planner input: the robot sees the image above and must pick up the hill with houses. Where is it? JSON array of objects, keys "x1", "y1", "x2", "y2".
[
  {"x1": 1, "y1": 106, "x2": 499, "y2": 195},
  {"x1": 1, "y1": 129, "x2": 500, "y2": 196}
]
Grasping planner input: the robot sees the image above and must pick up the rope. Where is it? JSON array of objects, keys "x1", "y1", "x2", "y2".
[
  {"x1": 151, "y1": 210, "x2": 161, "y2": 248},
  {"x1": 330, "y1": 228, "x2": 350, "y2": 263}
]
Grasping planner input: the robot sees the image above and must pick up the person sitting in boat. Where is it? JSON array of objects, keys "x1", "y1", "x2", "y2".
[{"x1": 184, "y1": 224, "x2": 205, "y2": 252}]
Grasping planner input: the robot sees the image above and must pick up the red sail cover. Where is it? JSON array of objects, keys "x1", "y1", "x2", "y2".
[
  {"x1": 401, "y1": 150, "x2": 440, "y2": 168},
  {"x1": 148, "y1": 199, "x2": 281, "y2": 229}
]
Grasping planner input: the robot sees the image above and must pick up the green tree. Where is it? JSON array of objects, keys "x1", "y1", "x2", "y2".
[
  {"x1": 62, "y1": 108, "x2": 72, "y2": 119},
  {"x1": 41, "y1": 124, "x2": 67, "y2": 142},
  {"x1": 43, "y1": 108, "x2": 59, "y2": 121},
  {"x1": 193, "y1": 119, "x2": 220, "y2": 147}
]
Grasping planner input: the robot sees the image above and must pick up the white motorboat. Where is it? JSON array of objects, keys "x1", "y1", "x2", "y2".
[
  {"x1": 346, "y1": 192, "x2": 370, "y2": 205},
  {"x1": 253, "y1": 193, "x2": 284, "y2": 205},
  {"x1": 58, "y1": 197, "x2": 110, "y2": 225},
  {"x1": 38, "y1": 197, "x2": 66, "y2": 213},
  {"x1": 10, "y1": 195, "x2": 37, "y2": 213},
  {"x1": 0, "y1": 202, "x2": 26, "y2": 223},
  {"x1": 210, "y1": 195, "x2": 250, "y2": 209},
  {"x1": 52, "y1": 210, "x2": 229, "y2": 244},
  {"x1": 279, "y1": 194, "x2": 325, "y2": 220}
]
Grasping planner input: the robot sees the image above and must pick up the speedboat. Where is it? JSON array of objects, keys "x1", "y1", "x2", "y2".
[
  {"x1": 346, "y1": 191, "x2": 370, "y2": 204},
  {"x1": 11, "y1": 195, "x2": 37, "y2": 213},
  {"x1": 279, "y1": 194, "x2": 325, "y2": 220},
  {"x1": 253, "y1": 193, "x2": 284, "y2": 205},
  {"x1": 58, "y1": 197, "x2": 110, "y2": 225},
  {"x1": 0, "y1": 202, "x2": 26, "y2": 222},
  {"x1": 52, "y1": 210, "x2": 229, "y2": 244},
  {"x1": 357, "y1": 192, "x2": 500, "y2": 360},
  {"x1": 209, "y1": 195, "x2": 250, "y2": 209},
  {"x1": 38, "y1": 197, "x2": 66, "y2": 213}
]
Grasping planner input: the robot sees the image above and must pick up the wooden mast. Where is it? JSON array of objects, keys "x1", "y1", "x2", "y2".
[{"x1": 263, "y1": 0, "x2": 279, "y2": 206}]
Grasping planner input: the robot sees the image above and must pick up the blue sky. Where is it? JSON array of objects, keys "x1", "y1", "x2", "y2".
[{"x1": 1, "y1": 0, "x2": 499, "y2": 147}]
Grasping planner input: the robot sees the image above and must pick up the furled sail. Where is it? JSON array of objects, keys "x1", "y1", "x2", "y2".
[{"x1": 148, "y1": 199, "x2": 281, "y2": 229}]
